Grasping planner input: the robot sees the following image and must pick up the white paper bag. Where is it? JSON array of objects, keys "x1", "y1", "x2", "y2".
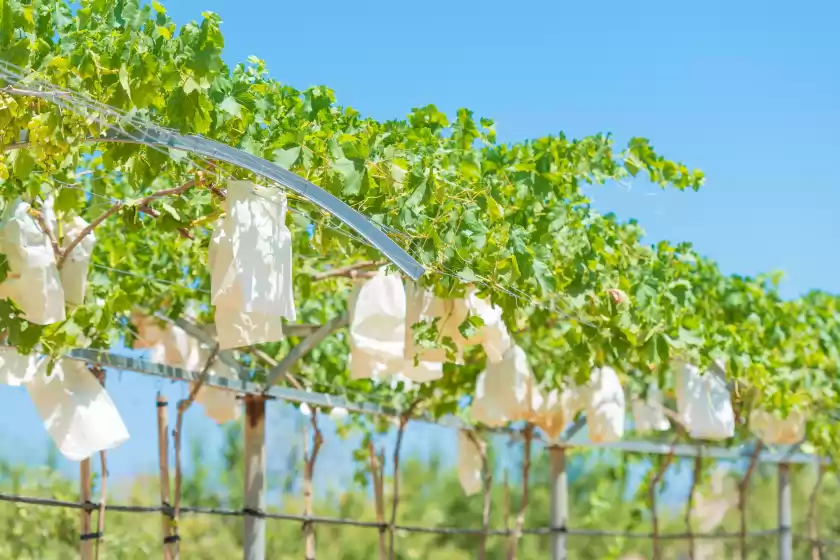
[
  {"x1": 586, "y1": 366, "x2": 626, "y2": 443},
  {"x1": 60, "y1": 216, "x2": 95, "y2": 306},
  {"x1": 130, "y1": 314, "x2": 202, "y2": 370},
  {"x1": 471, "y1": 345, "x2": 541, "y2": 427},
  {"x1": 676, "y1": 362, "x2": 735, "y2": 441},
  {"x1": 749, "y1": 410, "x2": 805, "y2": 445},
  {"x1": 26, "y1": 359, "x2": 129, "y2": 461},
  {"x1": 533, "y1": 386, "x2": 583, "y2": 440},
  {"x1": 350, "y1": 271, "x2": 406, "y2": 362},
  {"x1": 631, "y1": 383, "x2": 670, "y2": 434},
  {"x1": 0, "y1": 199, "x2": 65, "y2": 324},
  {"x1": 0, "y1": 346, "x2": 44, "y2": 386},
  {"x1": 193, "y1": 348, "x2": 241, "y2": 425},
  {"x1": 348, "y1": 277, "x2": 442, "y2": 383},
  {"x1": 404, "y1": 280, "x2": 468, "y2": 364},
  {"x1": 457, "y1": 431, "x2": 483, "y2": 496},
  {"x1": 464, "y1": 290, "x2": 512, "y2": 364},
  {"x1": 210, "y1": 181, "x2": 294, "y2": 349}
]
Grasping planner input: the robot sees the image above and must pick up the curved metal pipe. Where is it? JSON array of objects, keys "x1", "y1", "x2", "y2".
[{"x1": 1, "y1": 89, "x2": 424, "y2": 280}]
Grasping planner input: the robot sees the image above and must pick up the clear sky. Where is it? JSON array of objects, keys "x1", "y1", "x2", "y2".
[{"x1": 1, "y1": 0, "x2": 838, "y2": 499}]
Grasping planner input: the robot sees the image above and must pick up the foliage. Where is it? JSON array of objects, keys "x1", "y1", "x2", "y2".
[
  {"x1": 0, "y1": 0, "x2": 838, "y2": 467},
  {"x1": 0, "y1": 434, "x2": 836, "y2": 559}
]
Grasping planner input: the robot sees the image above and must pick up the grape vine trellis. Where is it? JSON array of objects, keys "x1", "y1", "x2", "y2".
[{"x1": 0, "y1": 1, "x2": 839, "y2": 560}]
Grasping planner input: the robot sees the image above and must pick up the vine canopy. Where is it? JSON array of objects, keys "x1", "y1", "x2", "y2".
[{"x1": 0, "y1": 0, "x2": 839, "y2": 461}]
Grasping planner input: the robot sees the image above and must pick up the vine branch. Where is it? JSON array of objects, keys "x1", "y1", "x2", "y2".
[
  {"x1": 173, "y1": 345, "x2": 220, "y2": 525},
  {"x1": 650, "y1": 432, "x2": 680, "y2": 560},
  {"x1": 507, "y1": 424, "x2": 534, "y2": 560},
  {"x1": 303, "y1": 410, "x2": 324, "y2": 560},
  {"x1": 388, "y1": 400, "x2": 421, "y2": 560},
  {"x1": 737, "y1": 442, "x2": 763, "y2": 560}
]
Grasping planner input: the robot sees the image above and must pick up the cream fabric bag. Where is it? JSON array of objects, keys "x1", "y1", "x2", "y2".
[
  {"x1": 749, "y1": 410, "x2": 805, "y2": 445},
  {"x1": 464, "y1": 289, "x2": 511, "y2": 364},
  {"x1": 676, "y1": 362, "x2": 735, "y2": 441},
  {"x1": 471, "y1": 345, "x2": 541, "y2": 427},
  {"x1": 533, "y1": 386, "x2": 583, "y2": 440},
  {"x1": 25, "y1": 358, "x2": 129, "y2": 461},
  {"x1": 457, "y1": 431, "x2": 483, "y2": 496},
  {"x1": 210, "y1": 181, "x2": 294, "y2": 349},
  {"x1": 60, "y1": 216, "x2": 96, "y2": 306},
  {"x1": 403, "y1": 280, "x2": 468, "y2": 364},
  {"x1": 586, "y1": 366, "x2": 626, "y2": 443},
  {"x1": 0, "y1": 199, "x2": 65, "y2": 324},
  {"x1": 631, "y1": 383, "x2": 670, "y2": 434}
]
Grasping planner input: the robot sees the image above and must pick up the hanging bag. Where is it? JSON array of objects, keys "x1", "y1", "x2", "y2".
[
  {"x1": 463, "y1": 289, "x2": 512, "y2": 364},
  {"x1": 457, "y1": 431, "x2": 483, "y2": 496},
  {"x1": 675, "y1": 362, "x2": 735, "y2": 441},
  {"x1": 586, "y1": 366, "x2": 626, "y2": 443},
  {"x1": 471, "y1": 345, "x2": 542, "y2": 427},
  {"x1": 26, "y1": 358, "x2": 129, "y2": 461},
  {"x1": 210, "y1": 181, "x2": 294, "y2": 349},
  {"x1": 0, "y1": 199, "x2": 65, "y2": 324},
  {"x1": 404, "y1": 280, "x2": 468, "y2": 364},
  {"x1": 749, "y1": 410, "x2": 806, "y2": 446},
  {"x1": 631, "y1": 382, "x2": 670, "y2": 434},
  {"x1": 533, "y1": 386, "x2": 583, "y2": 440},
  {"x1": 60, "y1": 216, "x2": 96, "y2": 306}
]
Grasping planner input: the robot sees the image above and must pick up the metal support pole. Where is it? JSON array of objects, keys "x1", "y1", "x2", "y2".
[
  {"x1": 549, "y1": 446, "x2": 568, "y2": 560},
  {"x1": 778, "y1": 462, "x2": 792, "y2": 560},
  {"x1": 244, "y1": 396, "x2": 267, "y2": 560}
]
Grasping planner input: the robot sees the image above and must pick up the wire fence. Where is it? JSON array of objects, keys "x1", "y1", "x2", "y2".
[{"x1": 1, "y1": 346, "x2": 837, "y2": 560}]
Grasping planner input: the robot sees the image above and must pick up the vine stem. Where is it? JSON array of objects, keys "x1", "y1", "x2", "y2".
[
  {"x1": 388, "y1": 400, "x2": 421, "y2": 560},
  {"x1": 686, "y1": 453, "x2": 702, "y2": 560},
  {"x1": 368, "y1": 441, "x2": 387, "y2": 560},
  {"x1": 650, "y1": 432, "x2": 680, "y2": 560},
  {"x1": 506, "y1": 424, "x2": 534, "y2": 560},
  {"x1": 172, "y1": 345, "x2": 220, "y2": 544},
  {"x1": 808, "y1": 464, "x2": 826, "y2": 560},
  {"x1": 738, "y1": 443, "x2": 763, "y2": 560},
  {"x1": 303, "y1": 410, "x2": 323, "y2": 560},
  {"x1": 58, "y1": 179, "x2": 197, "y2": 268},
  {"x1": 466, "y1": 431, "x2": 492, "y2": 560}
]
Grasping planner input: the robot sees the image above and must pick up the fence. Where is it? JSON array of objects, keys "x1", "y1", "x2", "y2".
[{"x1": 0, "y1": 346, "x2": 834, "y2": 560}]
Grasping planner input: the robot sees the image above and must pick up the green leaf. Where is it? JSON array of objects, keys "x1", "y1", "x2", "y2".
[
  {"x1": 119, "y1": 64, "x2": 131, "y2": 97},
  {"x1": 218, "y1": 96, "x2": 242, "y2": 118},
  {"x1": 11, "y1": 150, "x2": 35, "y2": 180},
  {"x1": 331, "y1": 158, "x2": 362, "y2": 196},
  {"x1": 273, "y1": 146, "x2": 300, "y2": 170}
]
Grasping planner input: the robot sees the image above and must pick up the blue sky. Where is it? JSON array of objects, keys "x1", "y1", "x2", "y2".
[{"x1": 2, "y1": 0, "x2": 838, "y2": 502}]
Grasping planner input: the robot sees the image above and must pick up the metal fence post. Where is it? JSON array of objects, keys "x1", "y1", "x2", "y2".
[
  {"x1": 244, "y1": 396, "x2": 267, "y2": 560},
  {"x1": 550, "y1": 446, "x2": 568, "y2": 560},
  {"x1": 778, "y1": 462, "x2": 792, "y2": 560}
]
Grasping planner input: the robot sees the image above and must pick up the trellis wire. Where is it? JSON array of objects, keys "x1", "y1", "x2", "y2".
[{"x1": 0, "y1": 491, "x2": 793, "y2": 540}]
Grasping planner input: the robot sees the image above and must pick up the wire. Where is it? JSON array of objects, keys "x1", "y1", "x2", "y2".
[{"x1": 0, "y1": 492, "x2": 805, "y2": 541}]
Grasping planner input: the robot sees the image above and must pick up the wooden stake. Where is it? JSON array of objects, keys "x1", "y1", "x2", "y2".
[
  {"x1": 368, "y1": 441, "x2": 387, "y2": 560},
  {"x1": 157, "y1": 393, "x2": 175, "y2": 560},
  {"x1": 243, "y1": 395, "x2": 267, "y2": 560},
  {"x1": 303, "y1": 411, "x2": 323, "y2": 560},
  {"x1": 80, "y1": 458, "x2": 93, "y2": 560}
]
